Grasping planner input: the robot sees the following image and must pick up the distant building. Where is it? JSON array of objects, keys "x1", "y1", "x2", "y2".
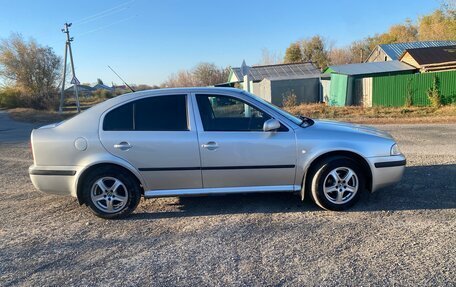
[
  {"x1": 228, "y1": 62, "x2": 321, "y2": 83},
  {"x1": 365, "y1": 41, "x2": 456, "y2": 62},
  {"x1": 222, "y1": 61, "x2": 326, "y2": 106},
  {"x1": 325, "y1": 61, "x2": 416, "y2": 106},
  {"x1": 93, "y1": 83, "x2": 114, "y2": 92},
  {"x1": 64, "y1": 84, "x2": 95, "y2": 97},
  {"x1": 399, "y1": 45, "x2": 456, "y2": 72}
]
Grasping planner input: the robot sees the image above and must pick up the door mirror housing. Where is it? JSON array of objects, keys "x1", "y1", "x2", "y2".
[{"x1": 263, "y1": 119, "x2": 281, "y2": 132}]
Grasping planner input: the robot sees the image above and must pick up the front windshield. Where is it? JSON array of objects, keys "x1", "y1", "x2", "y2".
[{"x1": 242, "y1": 91, "x2": 304, "y2": 125}]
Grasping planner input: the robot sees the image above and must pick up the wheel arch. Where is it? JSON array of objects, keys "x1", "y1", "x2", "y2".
[
  {"x1": 76, "y1": 162, "x2": 145, "y2": 205},
  {"x1": 301, "y1": 150, "x2": 373, "y2": 200}
]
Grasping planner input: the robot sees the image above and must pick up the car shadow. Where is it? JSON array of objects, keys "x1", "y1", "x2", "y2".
[{"x1": 125, "y1": 164, "x2": 456, "y2": 220}]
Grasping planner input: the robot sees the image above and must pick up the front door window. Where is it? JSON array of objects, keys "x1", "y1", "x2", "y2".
[{"x1": 196, "y1": 94, "x2": 275, "y2": 132}]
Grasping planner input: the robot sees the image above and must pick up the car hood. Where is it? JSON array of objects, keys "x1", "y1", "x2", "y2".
[{"x1": 311, "y1": 119, "x2": 393, "y2": 140}]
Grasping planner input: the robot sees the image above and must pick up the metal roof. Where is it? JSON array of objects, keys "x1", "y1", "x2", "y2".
[
  {"x1": 401, "y1": 45, "x2": 456, "y2": 65},
  {"x1": 231, "y1": 62, "x2": 320, "y2": 81},
  {"x1": 328, "y1": 60, "x2": 416, "y2": 76},
  {"x1": 378, "y1": 41, "x2": 456, "y2": 60},
  {"x1": 64, "y1": 84, "x2": 95, "y2": 92},
  {"x1": 264, "y1": 74, "x2": 330, "y2": 81}
]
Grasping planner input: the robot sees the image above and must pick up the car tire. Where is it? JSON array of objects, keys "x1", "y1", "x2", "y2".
[
  {"x1": 310, "y1": 157, "x2": 364, "y2": 211},
  {"x1": 82, "y1": 167, "x2": 141, "y2": 219}
]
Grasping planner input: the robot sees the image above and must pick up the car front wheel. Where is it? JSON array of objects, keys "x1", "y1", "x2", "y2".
[
  {"x1": 82, "y1": 167, "x2": 141, "y2": 219},
  {"x1": 310, "y1": 157, "x2": 364, "y2": 211}
]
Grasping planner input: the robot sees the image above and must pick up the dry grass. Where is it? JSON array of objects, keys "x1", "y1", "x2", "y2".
[
  {"x1": 7, "y1": 108, "x2": 76, "y2": 124},
  {"x1": 285, "y1": 104, "x2": 456, "y2": 124},
  {"x1": 6, "y1": 97, "x2": 107, "y2": 124}
]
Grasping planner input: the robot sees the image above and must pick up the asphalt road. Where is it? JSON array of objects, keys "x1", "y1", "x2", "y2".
[
  {"x1": 0, "y1": 110, "x2": 36, "y2": 143},
  {"x1": 0, "y1": 117, "x2": 455, "y2": 286}
]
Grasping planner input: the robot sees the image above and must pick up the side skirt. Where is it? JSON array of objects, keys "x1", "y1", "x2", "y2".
[{"x1": 144, "y1": 185, "x2": 301, "y2": 198}]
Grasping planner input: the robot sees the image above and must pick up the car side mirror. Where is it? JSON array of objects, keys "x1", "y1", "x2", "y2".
[{"x1": 263, "y1": 119, "x2": 281, "y2": 132}]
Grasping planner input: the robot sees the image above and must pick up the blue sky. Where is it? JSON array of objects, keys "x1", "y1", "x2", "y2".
[{"x1": 0, "y1": 0, "x2": 440, "y2": 85}]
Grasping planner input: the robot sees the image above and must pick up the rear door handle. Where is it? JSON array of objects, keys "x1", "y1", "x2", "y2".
[
  {"x1": 202, "y1": 141, "x2": 218, "y2": 150},
  {"x1": 114, "y1": 141, "x2": 132, "y2": 151}
]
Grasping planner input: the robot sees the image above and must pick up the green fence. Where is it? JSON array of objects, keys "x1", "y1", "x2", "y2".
[{"x1": 372, "y1": 70, "x2": 456, "y2": 107}]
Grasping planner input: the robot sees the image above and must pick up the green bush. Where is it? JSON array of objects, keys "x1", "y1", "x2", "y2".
[
  {"x1": 0, "y1": 87, "x2": 24, "y2": 108},
  {"x1": 427, "y1": 75, "x2": 442, "y2": 108},
  {"x1": 404, "y1": 78, "x2": 413, "y2": 107},
  {"x1": 92, "y1": 89, "x2": 113, "y2": 99},
  {"x1": 442, "y1": 93, "x2": 456, "y2": 105},
  {"x1": 0, "y1": 86, "x2": 58, "y2": 110}
]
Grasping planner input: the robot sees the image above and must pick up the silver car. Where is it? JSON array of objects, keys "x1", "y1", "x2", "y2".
[{"x1": 29, "y1": 88, "x2": 405, "y2": 218}]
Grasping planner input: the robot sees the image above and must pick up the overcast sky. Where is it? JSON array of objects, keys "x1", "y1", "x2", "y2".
[{"x1": 0, "y1": 0, "x2": 441, "y2": 85}]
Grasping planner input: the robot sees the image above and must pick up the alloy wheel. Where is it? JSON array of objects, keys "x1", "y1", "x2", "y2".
[
  {"x1": 323, "y1": 167, "x2": 359, "y2": 204},
  {"x1": 90, "y1": 177, "x2": 129, "y2": 213}
]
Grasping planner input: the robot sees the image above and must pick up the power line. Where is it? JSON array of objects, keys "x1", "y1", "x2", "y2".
[
  {"x1": 78, "y1": 15, "x2": 136, "y2": 37},
  {"x1": 72, "y1": 0, "x2": 134, "y2": 26}
]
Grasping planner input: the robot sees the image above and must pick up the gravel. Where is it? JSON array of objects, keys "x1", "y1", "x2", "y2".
[{"x1": 0, "y1": 124, "x2": 455, "y2": 286}]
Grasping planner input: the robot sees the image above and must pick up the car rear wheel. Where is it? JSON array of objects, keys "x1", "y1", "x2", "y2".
[
  {"x1": 310, "y1": 157, "x2": 364, "y2": 211},
  {"x1": 82, "y1": 167, "x2": 141, "y2": 219}
]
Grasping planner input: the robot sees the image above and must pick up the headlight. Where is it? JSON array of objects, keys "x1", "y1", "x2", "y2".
[{"x1": 390, "y1": 143, "x2": 401, "y2": 156}]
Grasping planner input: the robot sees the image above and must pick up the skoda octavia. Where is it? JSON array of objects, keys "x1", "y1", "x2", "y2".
[{"x1": 29, "y1": 88, "x2": 405, "y2": 218}]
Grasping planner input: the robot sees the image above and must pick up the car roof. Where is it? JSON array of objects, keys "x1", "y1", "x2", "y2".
[
  {"x1": 96, "y1": 87, "x2": 240, "y2": 109},
  {"x1": 111, "y1": 87, "x2": 240, "y2": 103}
]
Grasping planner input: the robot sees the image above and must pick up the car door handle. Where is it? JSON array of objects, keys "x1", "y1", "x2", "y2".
[
  {"x1": 114, "y1": 141, "x2": 132, "y2": 151},
  {"x1": 202, "y1": 141, "x2": 218, "y2": 150}
]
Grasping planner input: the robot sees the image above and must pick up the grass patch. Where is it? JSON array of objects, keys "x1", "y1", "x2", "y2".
[
  {"x1": 285, "y1": 104, "x2": 456, "y2": 124},
  {"x1": 7, "y1": 108, "x2": 76, "y2": 124}
]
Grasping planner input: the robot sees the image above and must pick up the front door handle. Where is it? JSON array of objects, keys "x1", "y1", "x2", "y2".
[
  {"x1": 202, "y1": 141, "x2": 218, "y2": 150},
  {"x1": 114, "y1": 141, "x2": 132, "y2": 151}
]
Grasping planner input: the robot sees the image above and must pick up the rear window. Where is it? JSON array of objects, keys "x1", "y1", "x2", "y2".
[{"x1": 103, "y1": 95, "x2": 188, "y2": 131}]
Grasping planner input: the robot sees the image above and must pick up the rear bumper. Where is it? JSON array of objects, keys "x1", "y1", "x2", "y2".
[
  {"x1": 367, "y1": 155, "x2": 406, "y2": 192},
  {"x1": 29, "y1": 165, "x2": 79, "y2": 197}
]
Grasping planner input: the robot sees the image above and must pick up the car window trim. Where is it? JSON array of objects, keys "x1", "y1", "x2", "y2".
[{"x1": 194, "y1": 93, "x2": 290, "y2": 133}]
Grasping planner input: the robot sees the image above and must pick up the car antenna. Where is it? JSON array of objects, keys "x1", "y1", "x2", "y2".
[{"x1": 107, "y1": 65, "x2": 135, "y2": 92}]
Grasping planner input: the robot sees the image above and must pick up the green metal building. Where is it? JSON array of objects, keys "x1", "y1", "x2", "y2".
[
  {"x1": 325, "y1": 61, "x2": 416, "y2": 106},
  {"x1": 372, "y1": 70, "x2": 456, "y2": 106}
]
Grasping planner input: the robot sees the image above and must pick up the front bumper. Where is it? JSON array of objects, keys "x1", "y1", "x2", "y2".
[
  {"x1": 29, "y1": 165, "x2": 79, "y2": 197},
  {"x1": 367, "y1": 155, "x2": 406, "y2": 192}
]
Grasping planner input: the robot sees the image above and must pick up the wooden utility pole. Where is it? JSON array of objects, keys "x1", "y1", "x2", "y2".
[{"x1": 59, "y1": 23, "x2": 80, "y2": 113}]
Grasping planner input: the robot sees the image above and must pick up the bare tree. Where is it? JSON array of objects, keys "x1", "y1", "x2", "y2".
[
  {"x1": 163, "y1": 62, "x2": 229, "y2": 88},
  {"x1": 0, "y1": 33, "x2": 61, "y2": 109},
  {"x1": 258, "y1": 48, "x2": 282, "y2": 65},
  {"x1": 163, "y1": 70, "x2": 196, "y2": 88},
  {"x1": 0, "y1": 34, "x2": 61, "y2": 96},
  {"x1": 329, "y1": 47, "x2": 354, "y2": 65}
]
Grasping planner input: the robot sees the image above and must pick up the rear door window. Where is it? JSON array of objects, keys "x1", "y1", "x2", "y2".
[{"x1": 103, "y1": 94, "x2": 188, "y2": 131}]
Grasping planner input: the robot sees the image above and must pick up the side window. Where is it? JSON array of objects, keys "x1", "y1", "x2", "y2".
[
  {"x1": 196, "y1": 94, "x2": 283, "y2": 132},
  {"x1": 103, "y1": 102, "x2": 134, "y2": 131},
  {"x1": 103, "y1": 94, "x2": 188, "y2": 131},
  {"x1": 135, "y1": 95, "x2": 188, "y2": 131}
]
